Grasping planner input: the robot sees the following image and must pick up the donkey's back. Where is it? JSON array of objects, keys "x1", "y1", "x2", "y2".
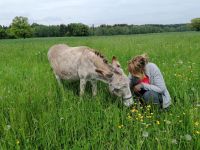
[{"x1": 48, "y1": 44, "x2": 88, "y2": 80}]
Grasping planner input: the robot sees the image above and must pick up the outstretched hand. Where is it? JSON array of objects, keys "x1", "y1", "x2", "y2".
[{"x1": 133, "y1": 84, "x2": 143, "y2": 93}]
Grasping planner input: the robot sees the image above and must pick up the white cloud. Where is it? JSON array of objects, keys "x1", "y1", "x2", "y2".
[{"x1": 0, "y1": 0, "x2": 200, "y2": 26}]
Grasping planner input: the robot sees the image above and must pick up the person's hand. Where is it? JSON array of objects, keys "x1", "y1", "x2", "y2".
[{"x1": 133, "y1": 84, "x2": 143, "y2": 93}]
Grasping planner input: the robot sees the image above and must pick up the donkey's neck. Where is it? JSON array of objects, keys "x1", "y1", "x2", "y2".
[{"x1": 87, "y1": 49, "x2": 113, "y2": 71}]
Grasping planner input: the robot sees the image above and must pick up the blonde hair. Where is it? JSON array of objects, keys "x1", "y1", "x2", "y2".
[{"x1": 128, "y1": 54, "x2": 149, "y2": 79}]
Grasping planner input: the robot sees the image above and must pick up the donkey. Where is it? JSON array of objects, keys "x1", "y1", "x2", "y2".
[{"x1": 48, "y1": 44, "x2": 133, "y2": 107}]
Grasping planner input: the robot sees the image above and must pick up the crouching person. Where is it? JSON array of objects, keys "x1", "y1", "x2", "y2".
[{"x1": 128, "y1": 54, "x2": 171, "y2": 109}]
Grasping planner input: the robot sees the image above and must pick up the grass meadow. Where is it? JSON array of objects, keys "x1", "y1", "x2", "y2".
[{"x1": 0, "y1": 32, "x2": 200, "y2": 149}]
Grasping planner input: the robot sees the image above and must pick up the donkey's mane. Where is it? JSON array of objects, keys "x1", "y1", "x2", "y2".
[{"x1": 94, "y1": 51, "x2": 108, "y2": 64}]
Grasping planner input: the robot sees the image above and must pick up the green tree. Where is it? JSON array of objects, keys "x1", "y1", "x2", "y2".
[
  {"x1": 0, "y1": 25, "x2": 8, "y2": 39},
  {"x1": 60, "y1": 24, "x2": 68, "y2": 36},
  {"x1": 191, "y1": 18, "x2": 200, "y2": 31},
  {"x1": 10, "y1": 16, "x2": 33, "y2": 38},
  {"x1": 67, "y1": 23, "x2": 89, "y2": 36},
  {"x1": 48, "y1": 25, "x2": 60, "y2": 37},
  {"x1": 32, "y1": 23, "x2": 49, "y2": 37}
]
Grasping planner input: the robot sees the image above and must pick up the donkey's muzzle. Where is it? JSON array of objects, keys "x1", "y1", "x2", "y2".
[{"x1": 123, "y1": 96, "x2": 134, "y2": 107}]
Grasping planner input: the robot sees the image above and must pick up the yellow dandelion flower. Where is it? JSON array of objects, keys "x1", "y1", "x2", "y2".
[
  {"x1": 147, "y1": 105, "x2": 151, "y2": 108},
  {"x1": 16, "y1": 139, "x2": 20, "y2": 145},
  {"x1": 156, "y1": 120, "x2": 160, "y2": 125},
  {"x1": 127, "y1": 115, "x2": 132, "y2": 120},
  {"x1": 131, "y1": 108, "x2": 138, "y2": 113},
  {"x1": 145, "y1": 124, "x2": 149, "y2": 128},
  {"x1": 118, "y1": 125, "x2": 124, "y2": 129},
  {"x1": 194, "y1": 121, "x2": 199, "y2": 126},
  {"x1": 146, "y1": 115, "x2": 152, "y2": 119},
  {"x1": 195, "y1": 131, "x2": 200, "y2": 135}
]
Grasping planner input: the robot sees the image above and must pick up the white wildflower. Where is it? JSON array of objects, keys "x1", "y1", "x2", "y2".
[
  {"x1": 184, "y1": 134, "x2": 192, "y2": 141},
  {"x1": 5, "y1": 125, "x2": 11, "y2": 131},
  {"x1": 196, "y1": 103, "x2": 200, "y2": 107},
  {"x1": 142, "y1": 131, "x2": 149, "y2": 138},
  {"x1": 191, "y1": 87, "x2": 195, "y2": 91},
  {"x1": 171, "y1": 139, "x2": 177, "y2": 144},
  {"x1": 178, "y1": 60, "x2": 183, "y2": 64},
  {"x1": 164, "y1": 120, "x2": 171, "y2": 125}
]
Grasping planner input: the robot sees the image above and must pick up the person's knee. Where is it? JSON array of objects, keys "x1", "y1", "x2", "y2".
[{"x1": 142, "y1": 91, "x2": 160, "y2": 104}]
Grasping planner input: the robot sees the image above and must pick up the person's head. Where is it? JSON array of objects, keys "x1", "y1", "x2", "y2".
[{"x1": 128, "y1": 54, "x2": 149, "y2": 79}]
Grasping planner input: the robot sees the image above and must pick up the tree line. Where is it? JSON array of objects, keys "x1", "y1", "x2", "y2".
[{"x1": 0, "y1": 16, "x2": 200, "y2": 39}]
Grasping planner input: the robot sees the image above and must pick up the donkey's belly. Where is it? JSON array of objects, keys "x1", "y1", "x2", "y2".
[
  {"x1": 54, "y1": 58, "x2": 79, "y2": 80},
  {"x1": 58, "y1": 68, "x2": 79, "y2": 80}
]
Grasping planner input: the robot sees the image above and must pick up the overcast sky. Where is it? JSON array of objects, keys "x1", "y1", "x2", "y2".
[{"x1": 0, "y1": 0, "x2": 199, "y2": 26}]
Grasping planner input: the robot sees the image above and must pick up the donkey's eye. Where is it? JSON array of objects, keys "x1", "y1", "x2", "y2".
[{"x1": 114, "y1": 88, "x2": 120, "y2": 92}]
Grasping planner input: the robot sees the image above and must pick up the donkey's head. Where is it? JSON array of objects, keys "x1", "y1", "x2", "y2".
[
  {"x1": 93, "y1": 53, "x2": 133, "y2": 107},
  {"x1": 108, "y1": 56, "x2": 133, "y2": 107}
]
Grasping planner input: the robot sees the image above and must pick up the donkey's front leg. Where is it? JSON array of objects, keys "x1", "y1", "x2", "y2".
[
  {"x1": 55, "y1": 74, "x2": 62, "y2": 86},
  {"x1": 80, "y1": 79, "x2": 87, "y2": 96},
  {"x1": 91, "y1": 80, "x2": 97, "y2": 96}
]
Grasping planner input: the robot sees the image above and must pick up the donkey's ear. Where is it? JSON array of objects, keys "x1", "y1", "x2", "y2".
[
  {"x1": 112, "y1": 56, "x2": 117, "y2": 62},
  {"x1": 95, "y1": 69, "x2": 104, "y2": 75},
  {"x1": 95, "y1": 69, "x2": 113, "y2": 79},
  {"x1": 112, "y1": 56, "x2": 121, "y2": 68}
]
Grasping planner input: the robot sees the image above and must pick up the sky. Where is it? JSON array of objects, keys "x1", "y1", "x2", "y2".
[{"x1": 0, "y1": 0, "x2": 200, "y2": 26}]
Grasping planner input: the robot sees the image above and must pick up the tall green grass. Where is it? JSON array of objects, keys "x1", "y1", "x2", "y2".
[{"x1": 0, "y1": 32, "x2": 199, "y2": 149}]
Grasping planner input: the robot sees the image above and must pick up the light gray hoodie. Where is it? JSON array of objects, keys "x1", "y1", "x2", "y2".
[{"x1": 130, "y1": 62, "x2": 171, "y2": 108}]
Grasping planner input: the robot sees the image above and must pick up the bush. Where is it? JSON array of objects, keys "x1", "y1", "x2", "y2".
[{"x1": 191, "y1": 18, "x2": 200, "y2": 31}]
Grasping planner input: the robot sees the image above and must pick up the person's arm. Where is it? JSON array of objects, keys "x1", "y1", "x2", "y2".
[
  {"x1": 141, "y1": 64, "x2": 166, "y2": 93},
  {"x1": 128, "y1": 73, "x2": 140, "y2": 87}
]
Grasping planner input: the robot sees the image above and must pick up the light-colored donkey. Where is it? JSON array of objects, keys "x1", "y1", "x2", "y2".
[{"x1": 48, "y1": 44, "x2": 133, "y2": 107}]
